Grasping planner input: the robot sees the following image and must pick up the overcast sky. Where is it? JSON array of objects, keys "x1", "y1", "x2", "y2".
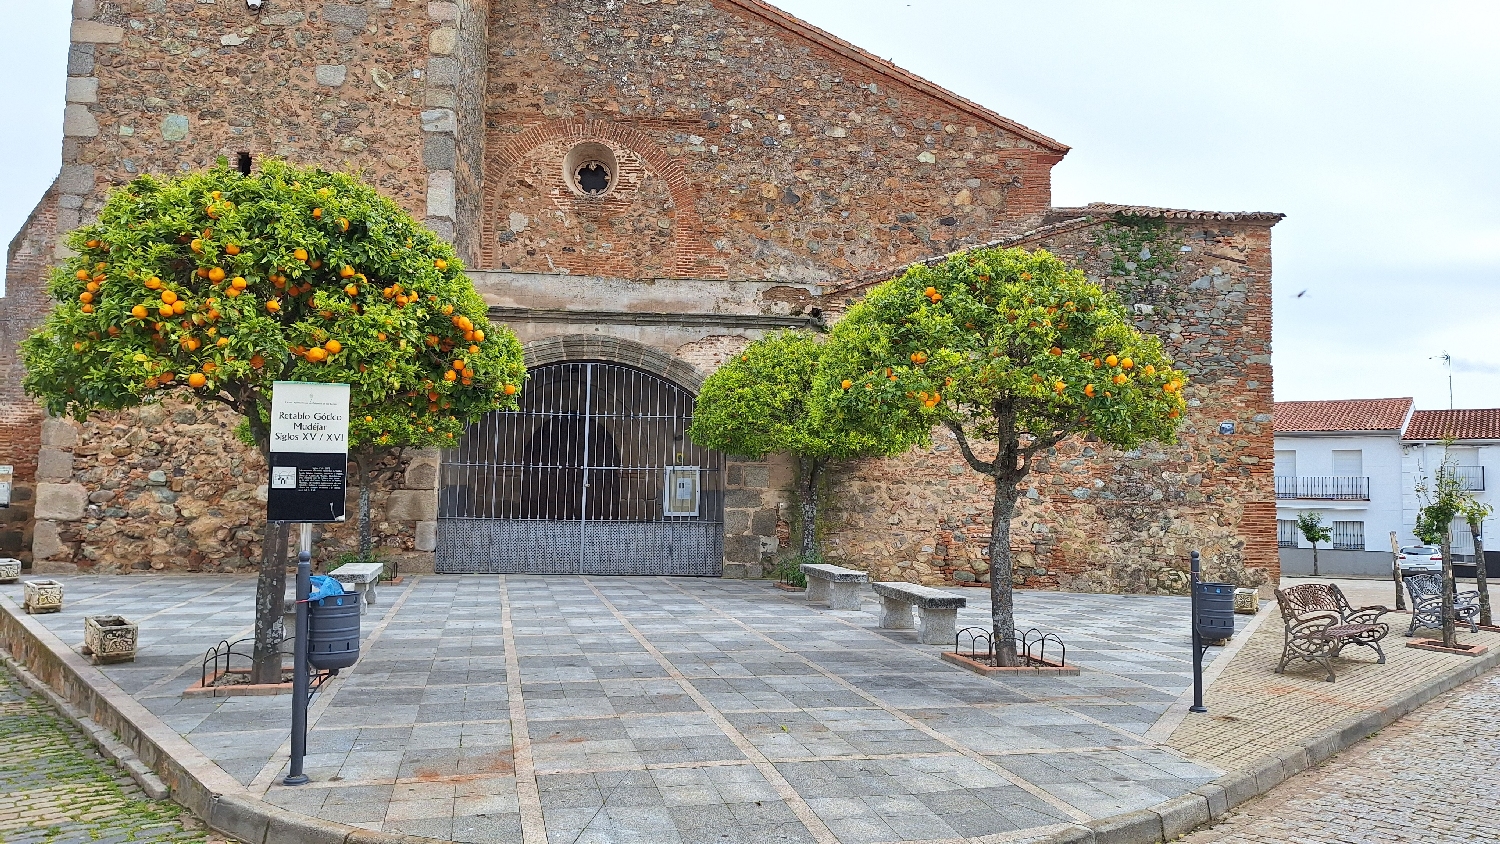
[{"x1": 3, "y1": 1, "x2": 1497, "y2": 409}]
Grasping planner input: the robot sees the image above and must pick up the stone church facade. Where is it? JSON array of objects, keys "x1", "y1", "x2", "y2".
[{"x1": 0, "y1": 0, "x2": 1280, "y2": 591}]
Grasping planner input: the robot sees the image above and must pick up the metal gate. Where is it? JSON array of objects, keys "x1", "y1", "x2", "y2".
[{"x1": 436, "y1": 361, "x2": 724, "y2": 575}]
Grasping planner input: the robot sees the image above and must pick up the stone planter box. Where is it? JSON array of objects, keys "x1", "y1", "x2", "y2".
[
  {"x1": 82, "y1": 615, "x2": 138, "y2": 663},
  {"x1": 23, "y1": 580, "x2": 64, "y2": 614},
  {"x1": 0, "y1": 558, "x2": 20, "y2": 584}
]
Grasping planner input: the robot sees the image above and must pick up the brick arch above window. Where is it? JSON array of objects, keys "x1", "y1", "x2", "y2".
[{"x1": 482, "y1": 119, "x2": 723, "y2": 278}]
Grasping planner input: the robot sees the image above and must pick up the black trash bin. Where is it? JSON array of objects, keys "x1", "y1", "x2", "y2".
[
  {"x1": 306, "y1": 592, "x2": 361, "y2": 670},
  {"x1": 1194, "y1": 581, "x2": 1236, "y2": 642}
]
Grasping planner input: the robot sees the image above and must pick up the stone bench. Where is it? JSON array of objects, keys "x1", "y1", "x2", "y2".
[
  {"x1": 800, "y1": 563, "x2": 869, "y2": 611},
  {"x1": 873, "y1": 582, "x2": 966, "y2": 645},
  {"x1": 329, "y1": 562, "x2": 384, "y2": 606}
]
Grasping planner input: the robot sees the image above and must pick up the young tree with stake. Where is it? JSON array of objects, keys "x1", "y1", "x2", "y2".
[
  {"x1": 821, "y1": 246, "x2": 1186, "y2": 666},
  {"x1": 23, "y1": 161, "x2": 526, "y2": 683},
  {"x1": 1462, "y1": 500, "x2": 1493, "y2": 627},
  {"x1": 1295, "y1": 512, "x2": 1332, "y2": 577},
  {"x1": 1414, "y1": 458, "x2": 1476, "y2": 649},
  {"x1": 687, "y1": 330, "x2": 912, "y2": 563}
]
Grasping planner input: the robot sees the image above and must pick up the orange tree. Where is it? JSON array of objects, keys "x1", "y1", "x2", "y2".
[
  {"x1": 21, "y1": 160, "x2": 525, "y2": 682},
  {"x1": 687, "y1": 330, "x2": 909, "y2": 567},
  {"x1": 819, "y1": 246, "x2": 1186, "y2": 665}
]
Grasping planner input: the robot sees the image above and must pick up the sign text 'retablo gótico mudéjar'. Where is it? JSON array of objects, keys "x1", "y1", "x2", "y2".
[{"x1": 267, "y1": 381, "x2": 349, "y2": 523}]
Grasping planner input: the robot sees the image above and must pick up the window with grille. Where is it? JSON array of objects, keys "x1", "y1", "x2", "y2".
[
  {"x1": 1331, "y1": 520, "x2": 1364, "y2": 551},
  {"x1": 1450, "y1": 517, "x2": 1475, "y2": 556},
  {"x1": 1278, "y1": 520, "x2": 1299, "y2": 548}
]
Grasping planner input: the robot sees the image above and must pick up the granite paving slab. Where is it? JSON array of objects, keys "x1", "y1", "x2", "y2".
[{"x1": 2, "y1": 574, "x2": 1233, "y2": 843}]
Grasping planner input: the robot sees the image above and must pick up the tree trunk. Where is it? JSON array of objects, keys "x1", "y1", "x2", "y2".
[
  {"x1": 1472, "y1": 518, "x2": 1490, "y2": 627},
  {"x1": 798, "y1": 456, "x2": 822, "y2": 558},
  {"x1": 988, "y1": 477, "x2": 1021, "y2": 667},
  {"x1": 250, "y1": 519, "x2": 291, "y2": 684},
  {"x1": 355, "y1": 449, "x2": 374, "y2": 558},
  {"x1": 1440, "y1": 534, "x2": 1457, "y2": 648},
  {"x1": 1311, "y1": 542, "x2": 1319, "y2": 577},
  {"x1": 1390, "y1": 531, "x2": 1405, "y2": 611}
]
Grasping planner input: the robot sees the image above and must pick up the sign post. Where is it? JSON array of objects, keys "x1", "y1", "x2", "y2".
[
  {"x1": 1189, "y1": 550, "x2": 1207, "y2": 714},
  {"x1": 269, "y1": 382, "x2": 349, "y2": 787}
]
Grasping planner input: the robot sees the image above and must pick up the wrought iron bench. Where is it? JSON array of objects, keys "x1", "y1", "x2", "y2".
[
  {"x1": 1274, "y1": 583, "x2": 1390, "y2": 682},
  {"x1": 871, "y1": 582, "x2": 966, "y2": 644},
  {"x1": 800, "y1": 563, "x2": 869, "y2": 611},
  {"x1": 1403, "y1": 573, "x2": 1480, "y2": 636}
]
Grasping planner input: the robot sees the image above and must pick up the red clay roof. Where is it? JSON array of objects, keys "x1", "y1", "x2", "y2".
[
  {"x1": 1403, "y1": 409, "x2": 1500, "y2": 441},
  {"x1": 723, "y1": 0, "x2": 1069, "y2": 153},
  {"x1": 1274, "y1": 398, "x2": 1413, "y2": 433}
]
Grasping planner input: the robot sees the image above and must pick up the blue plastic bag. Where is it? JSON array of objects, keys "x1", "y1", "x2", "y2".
[{"x1": 308, "y1": 575, "x2": 345, "y2": 601}]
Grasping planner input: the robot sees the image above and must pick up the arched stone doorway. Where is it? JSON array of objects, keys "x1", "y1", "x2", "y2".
[{"x1": 436, "y1": 361, "x2": 725, "y2": 575}]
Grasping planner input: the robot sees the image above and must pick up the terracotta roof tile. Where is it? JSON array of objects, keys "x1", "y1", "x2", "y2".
[
  {"x1": 1403, "y1": 409, "x2": 1500, "y2": 441},
  {"x1": 1274, "y1": 398, "x2": 1413, "y2": 433}
]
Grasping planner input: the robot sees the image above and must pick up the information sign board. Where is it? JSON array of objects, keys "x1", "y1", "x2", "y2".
[{"x1": 267, "y1": 382, "x2": 349, "y2": 523}]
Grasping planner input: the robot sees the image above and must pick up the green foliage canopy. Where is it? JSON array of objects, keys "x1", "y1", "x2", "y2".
[
  {"x1": 1414, "y1": 459, "x2": 1476, "y2": 546},
  {"x1": 1296, "y1": 512, "x2": 1332, "y2": 546},
  {"x1": 818, "y1": 246, "x2": 1187, "y2": 465},
  {"x1": 22, "y1": 160, "x2": 526, "y2": 451},
  {"x1": 687, "y1": 330, "x2": 903, "y2": 462}
]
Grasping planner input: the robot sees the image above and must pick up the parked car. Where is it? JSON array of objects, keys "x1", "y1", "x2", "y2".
[{"x1": 1398, "y1": 546, "x2": 1444, "y2": 575}]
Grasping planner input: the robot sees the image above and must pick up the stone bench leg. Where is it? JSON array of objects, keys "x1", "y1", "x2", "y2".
[
  {"x1": 829, "y1": 581, "x2": 863, "y2": 611},
  {"x1": 917, "y1": 607, "x2": 959, "y2": 645},
  {"x1": 806, "y1": 577, "x2": 831, "y2": 605},
  {"x1": 879, "y1": 596, "x2": 915, "y2": 630},
  {"x1": 360, "y1": 580, "x2": 377, "y2": 606},
  {"x1": 281, "y1": 599, "x2": 297, "y2": 655}
]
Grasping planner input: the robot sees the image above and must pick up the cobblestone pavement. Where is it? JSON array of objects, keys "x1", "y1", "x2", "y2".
[
  {"x1": 0, "y1": 665, "x2": 233, "y2": 844},
  {"x1": 1167, "y1": 577, "x2": 1500, "y2": 771},
  {"x1": 1181, "y1": 665, "x2": 1500, "y2": 843}
]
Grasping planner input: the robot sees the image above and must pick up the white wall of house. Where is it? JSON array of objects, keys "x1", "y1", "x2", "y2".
[
  {"x1": 1401, "y1": 441, "x2": 1500, "y2": 556},
  {"x1": 1274, "y1": 432, "x2": 1405, "y2": 556}
]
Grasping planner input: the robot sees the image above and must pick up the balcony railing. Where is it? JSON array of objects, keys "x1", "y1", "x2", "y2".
[
  {"x1": 1454, "y1": 466, "x2": 1485, "y2": 491},
  {"x1": 1274, "y1": 475, "x2": 1370, "y2": 500}
]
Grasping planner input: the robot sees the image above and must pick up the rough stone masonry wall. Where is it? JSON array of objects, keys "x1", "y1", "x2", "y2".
[
  {"x1": 0, "y1": 185, "x2": 62, "y2": 565},
  {"x1": 14, "y1": 0, "x2": 475, "y2": 571},
  {"x1": 61, "y1": 0, "x2": 441, "y2": 230},
  {"x1": 479, "y1": 0, "x2": 1064, "y2": 280},
  {"x1": 821, "y1": 217, "x2": 1277, "y2": 593},
  {"x1": 29, "y1": 395, "x2": 440, "y2": 574}
]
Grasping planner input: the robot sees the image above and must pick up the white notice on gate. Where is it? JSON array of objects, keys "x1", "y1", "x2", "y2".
[
  {"x1": 663, "y1": 466, "x2": 700, "y2": 518},
  {"x1": 270, "y1": 382, "x2": 350, "y2": 454}
]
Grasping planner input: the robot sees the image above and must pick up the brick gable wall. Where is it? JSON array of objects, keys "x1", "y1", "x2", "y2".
[
  {"x1": 0, "y1": 183, "x2": 60, "y2": 562},
  {"x1": 480, "y1": 0, "x2": 1062, "y2": 279}
]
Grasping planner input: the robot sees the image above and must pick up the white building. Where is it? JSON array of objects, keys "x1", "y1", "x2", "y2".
[
  {"x1": 1273, "y1": 398, "x2": 1413, "y2": 576},
  {"x1": 1401, "y1": 409, "x2": 1500, "y2": 564}
]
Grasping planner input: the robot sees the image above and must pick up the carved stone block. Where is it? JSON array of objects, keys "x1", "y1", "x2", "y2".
[
  {"x1": 23, "y1": 579, "x2": 65, "y2": 614},
  {"x1": 82, "y1": 614, "x2": 138, "y2": 663}
]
